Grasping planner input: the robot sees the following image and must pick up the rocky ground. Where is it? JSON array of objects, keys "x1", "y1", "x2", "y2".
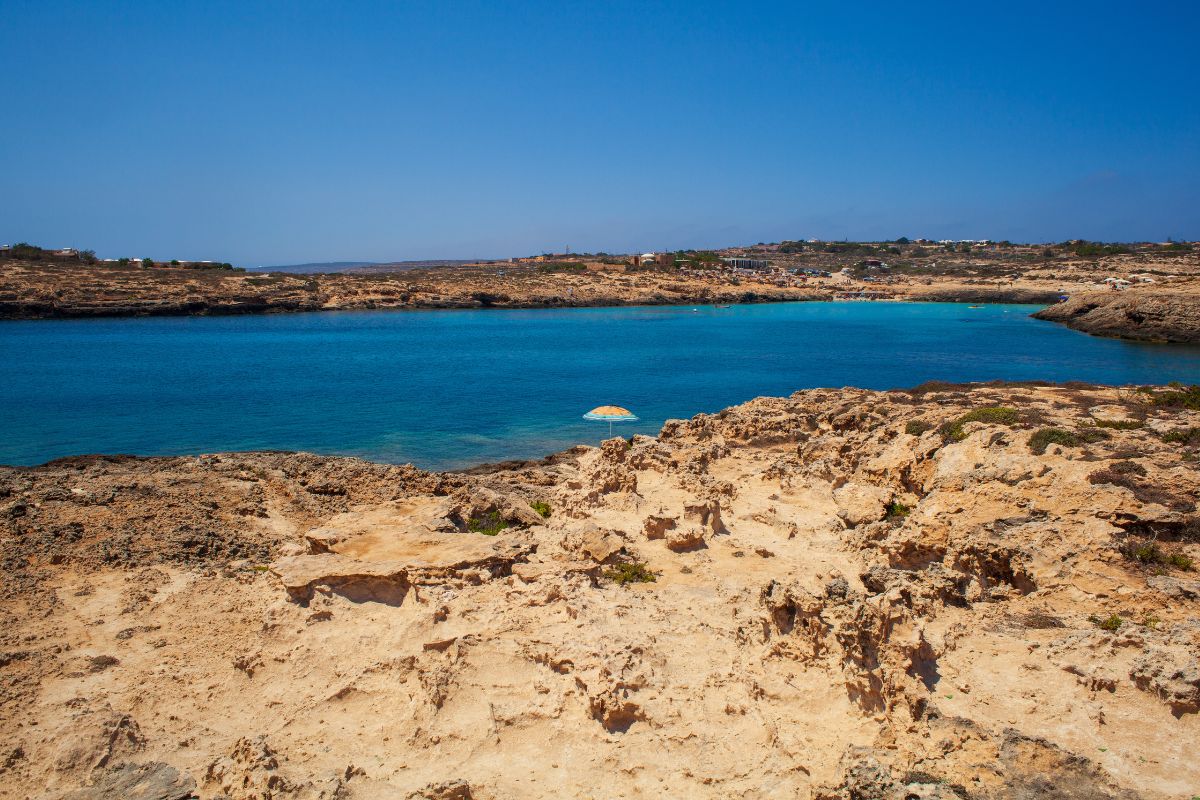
[
  {"x1": 1033, "y1": 289, "x2": 1200, "y2": 343},
  {"x1": 2, "y1": 383, "x2": 1198, "y2": 798}
]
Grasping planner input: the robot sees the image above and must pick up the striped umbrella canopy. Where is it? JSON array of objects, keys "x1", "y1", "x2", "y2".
[{"x1": 583, "y1": 405, "x2": 639, "y2": 436}]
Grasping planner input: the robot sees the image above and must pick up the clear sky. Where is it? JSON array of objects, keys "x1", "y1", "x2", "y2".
[{"x1": 2, "y1": 1, "x2": 1197, "y2": 265}]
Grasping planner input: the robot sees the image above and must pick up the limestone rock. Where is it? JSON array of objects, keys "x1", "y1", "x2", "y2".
[
  {"x1": 833, "y1": 482, "x2": 892, "y2": 527},
  {"x1": 53, "y1": 761, "x2": 197, "y2": 800},
  {"x1": 665, "y1": 526, "x2": 706, "y2": 552}
]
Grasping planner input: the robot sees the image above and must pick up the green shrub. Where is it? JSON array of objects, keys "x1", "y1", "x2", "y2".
[
  {"x1": 904, "y1": 420, "x2": 932, "y2": 436},
  {"x1": 604, "y1": 561, "x2": 657, "y2": 585},
  {"x1": 1074, "y1": 426, "x2": 1110, "y2": 444},
  {"x1": 885, "y1": 501, "x2": 910, "y2": 521},
  {"x1": 961, "y1": 406, "x2": 1020, "y2": 425},
  {"x1": 1089, "y1": 613, "x2": 1123, "y2": 632},
  {"x1": 1119, "y1": 539, "x2": 1194, "y2": 571},
  {"x1": 1146, "y1": 384, "x2": 1200, "y2": 411},
  {"x1": 1128, "y1": 541, "x2": 1163, "y2": 564},
  {"x1": 1093, "y1": 418, "x2": 1143, "y2": 430},
  {"x1": 1168, "y1": 553, "x2": 1194, "y2": 571},
  {"x1": 1161, "y1": 427, "x2": 1200, "y2": 445},
  {"x1": 530, "y1": 500, "x2": 551, "y2": 518},
  {"x1": 938, "y1": 406, "x2": 1020, "y2": 444},
  {"x1": 1029, "y1": 428, "x2": 1081, "y2": 454},
  {"x1": 466, "y1": 512, "x2": 509, "y2": 536}
]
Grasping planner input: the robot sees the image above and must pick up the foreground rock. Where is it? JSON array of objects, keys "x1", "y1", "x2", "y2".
[
  {"x1": 2, "y1": 382, "x2": 1198, "y2": 798},
  {"x1": 1033, "y1": 288, "x2": 1200, "y2": 342}
]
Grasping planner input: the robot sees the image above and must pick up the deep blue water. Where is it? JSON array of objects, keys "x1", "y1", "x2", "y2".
[{"x1": 2, "y1": 302, "x2": 1199, "y2": 470}]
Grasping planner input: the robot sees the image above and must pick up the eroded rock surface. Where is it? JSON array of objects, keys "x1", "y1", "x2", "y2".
[{"x1": 2, "y1": 383, "x2": 1198, "y2": 798}]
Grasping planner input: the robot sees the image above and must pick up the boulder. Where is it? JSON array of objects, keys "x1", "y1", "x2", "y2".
[
  {"x1": 833, "y1": 483, "x2": 892, "y2": 527},
  {"x1": 665, "y1": 526, "x2": 706, "y2": 552}
]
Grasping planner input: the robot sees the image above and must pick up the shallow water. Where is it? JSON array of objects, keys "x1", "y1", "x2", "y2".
[{"x1": 2, "y1": 302, "x2": 1198, "y2": 469}]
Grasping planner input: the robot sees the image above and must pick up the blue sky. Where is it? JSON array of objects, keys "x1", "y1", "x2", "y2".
[{"x1": 2, "y1": 0, "x2": 1197, "y2": 265}]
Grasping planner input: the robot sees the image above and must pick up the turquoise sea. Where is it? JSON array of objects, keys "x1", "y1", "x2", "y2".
[{"x1": 2, "y1": 302, "x2": 1198, "y2": 470}]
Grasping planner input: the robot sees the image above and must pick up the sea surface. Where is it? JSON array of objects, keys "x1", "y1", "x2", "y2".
[{"x1": 3, "y1": 302, "x2": 1199, "y2": 470}]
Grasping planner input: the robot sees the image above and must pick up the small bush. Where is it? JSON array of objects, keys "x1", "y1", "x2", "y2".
[
  {"x1": 1161, "y1": 427, "x2": 1200, "y2": 446},
  {"x1": 1148, "y1": 384, "x2": 1200, "y2": 411},
  {"x1": 1029, "y1": 428, "x2": 1081, "y2": 454},
  {"x1": 1118, "y1": 538, "x2": 1195, "y2": 571},
  {"x1": 1019, "y1": 612, "x2": 1065, "y2": 629},
  {"x1": 1168, "y1": 553, "x2": 1195, "y2": 571},
  {"x1": 1089, "y1": 613, "x2": 1123, "y2": 632},
  {"x1": 1073, "y1": 425, "x2": 1111, "y2": 443},
  {"x1": 530, "y1": 500, "x2": 551, "y2": 518},
  {"x1": 905, "y1": 420, "x2": 932, "y2": 436},
  {"x1": 938, "y1": 406, "x2": 1020, "y2": 444},
  {"x1": 1107, "y1": 460, "x2": 1147, "y2": 476},
  {"x1": 1094, "y1": 418, "x2": 1143, "y2": 430},
  {"x1": 467, "y1": 512, "x2": 509, "y2": 536},
  {"x1": 1127, "y1": 541, "x2": 1164, "y2": 564},
  {"x1": 885, "y1": 501, "x2": 910, "y2": 521},
  {"x1": 604, "y1": 561, "x2": 657, "y2": 585},
  {"x1": 961, "y1": 406, "x2": 1020, "y2": 425}
]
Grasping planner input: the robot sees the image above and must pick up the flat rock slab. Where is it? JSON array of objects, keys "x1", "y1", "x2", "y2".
[
  {"x1": 53, "y1": 761, "x2": 197, "y2": 800},
  {"x1": 273, "y1": 536, "x2": 533, "y2": 604}
]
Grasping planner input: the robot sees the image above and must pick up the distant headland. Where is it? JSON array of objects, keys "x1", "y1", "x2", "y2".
[{"x1": 2, "y1": 239, "x2": 1197, "y2": 342}]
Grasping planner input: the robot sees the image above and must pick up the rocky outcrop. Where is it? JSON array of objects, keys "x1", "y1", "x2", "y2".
[
  {"x1": 1033, "y1": 289, "x2": 1200, "y2": 342},
  {"x1": 2, "y1": 382, "x2": 1198, "y2": 798}
]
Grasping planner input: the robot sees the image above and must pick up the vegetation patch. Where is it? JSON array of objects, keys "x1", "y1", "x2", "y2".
[
  {"x1": 1028, "y1": 428, "x2": 1080, "y2": 454},
  {"x1": 1141, "y1": 384, "x2": 1200, "y2": 411},
  {"x1": 1161, "y1": 427, "x2": 1200, "y2": 446},
  {"x1": 466, "y1": 511, "x2": 509, "y2": 536},
  {"x1": 939, "y1": 406, "x2": 1020, "y2": 443},
  {"x1": 884, "y1": 501, "x2": 911, "y2": 522},
  {"x1": 536, "y1": 261, "x2": 587, "y2": 273},
  {"x1": 1106, "y1": 460, "x2": 1147, "y2": 477},
  {"x1": 604, "y1": 561, "x2": 658, "y2": 586},
  {"x1": 904, "y1": 420, "x2": 932, "y2": 436},
  {"x1": 1018, "y1": 611, "x2": 1065, "y2": 629},
  {"x1": 530, "y1": 500, "x2": 551, "y2": 518},
  {"x1": 1089, "y1": 613, "x2": 1124, "y2": 632},
  {"x1": 1118, "y1": 538, "x2": 1195, "y2": 571},
  {"x1": 1093, "y1": 418, "x2": 1143, "y2": 430}
]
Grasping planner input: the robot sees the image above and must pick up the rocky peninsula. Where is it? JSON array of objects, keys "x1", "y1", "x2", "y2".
[
  {"x1": 3, "y1": 382, "x2": 1198, "y2": 799},
  {"x1": 1033, "y1": 288, "x2": 1200, "y2": 343}
]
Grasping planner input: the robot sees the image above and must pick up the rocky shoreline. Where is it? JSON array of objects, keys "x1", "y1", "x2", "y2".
[
  {"x1": 0, "y1": 258, "x2": 1092, "y2": 322},
  {"x1": 1032, "y1": 289, "x2": 1200, "y2": 343},
  {"x1": 2, "y1": 382, "x2": 1198, "y2": 798},
  {"x1": 6, "y1": 259, "x2": 1200, "y2": 348}
]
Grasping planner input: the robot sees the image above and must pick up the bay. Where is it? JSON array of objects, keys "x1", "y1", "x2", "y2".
[{"x1": 2, "y1": 302, "x2": 1198, "y2": 469}]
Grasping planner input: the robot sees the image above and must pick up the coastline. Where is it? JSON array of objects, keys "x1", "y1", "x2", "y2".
[
  {"x1": 1032, "y1": 288, "x2": 1200, "y2": 344},
  {"x1": 0, "y1": 287, "x2": 1065, "y2": 321},
  {"x1": 3, "y1": 255, "x2": 1195, "y2": 343},
  {"x1": 2, "y1": 381, "x2": 1197, "y2": 798}
]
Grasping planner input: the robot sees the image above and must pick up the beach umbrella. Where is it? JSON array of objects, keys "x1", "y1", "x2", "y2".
[{"x1": 583, "y1": 405, "x2": 639, "y2": 437}]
